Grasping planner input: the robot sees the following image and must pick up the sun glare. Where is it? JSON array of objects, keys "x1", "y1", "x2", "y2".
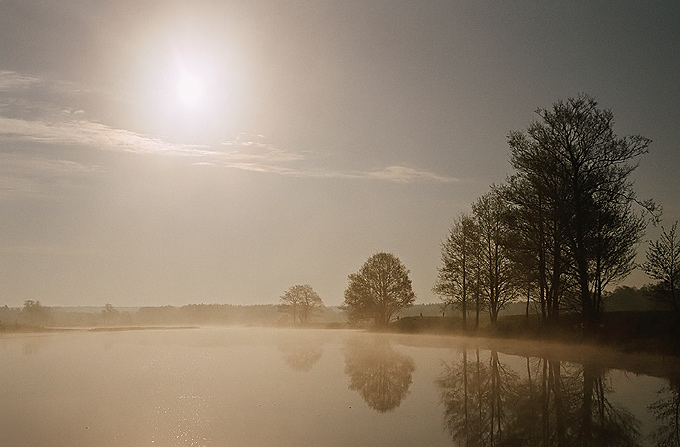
[{"x1": 177, "y1": 72, "x2": 204, "y2": 107}]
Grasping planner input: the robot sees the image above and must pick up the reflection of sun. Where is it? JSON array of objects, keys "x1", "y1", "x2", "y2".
[{"x1": 176, "y1": 72, "x2": 204, "y2": 107}]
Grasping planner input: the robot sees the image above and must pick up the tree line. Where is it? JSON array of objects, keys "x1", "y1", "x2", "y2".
[
  {"x1": 432, "y1": 94, "x2": 680, "y2": 330},
  {"x1": 338, "y1": 94, "x2": 678, "y2": 330},
  {"x1": 185, "y1": 95, "x2": 680, "y2": 329},
  {"x1": 4, "y1": 95, "x2": 678, "y2": 331}
]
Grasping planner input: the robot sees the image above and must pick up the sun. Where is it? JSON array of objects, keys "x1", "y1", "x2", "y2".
[{"x1": 176, "y1": 72, "x2": 204, "y2": 107}]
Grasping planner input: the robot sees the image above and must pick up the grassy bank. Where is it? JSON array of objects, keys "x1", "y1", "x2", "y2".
[{"x1": 391, "y1": 311, "x2": 680, "y2": 356}]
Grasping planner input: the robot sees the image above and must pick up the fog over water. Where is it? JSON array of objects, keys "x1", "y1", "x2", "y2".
[{"x1": 0, "y1": 327, "x2": 677, "y2": 447}]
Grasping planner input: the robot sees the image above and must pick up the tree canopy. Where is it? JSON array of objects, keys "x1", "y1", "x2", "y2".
[
  {"x1": 507, "y1": 94, "x2": 654, "y2": 323},
  {"x1": 435, "y1": 94, "x2": 655, "y2": 327},
  {"x1": 279, "y1": 284, "x2": 324, "y2": 325},
  {"x1": 343, "y1": 252, "x2": 415, "y2": 327}
]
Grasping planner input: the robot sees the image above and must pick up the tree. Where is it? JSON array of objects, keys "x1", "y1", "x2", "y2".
[
  {"x1": 278, "y1": 284, "x2": 324, "y2": 325},
  {"x1": 588, "y1": 199, "x2": 646, "y2": 314},
  {"x1": 509, "y1": 94, "x2": 655, "y2": 324},
  {"x1": 22, "y1": 300, "x2": 51, "y2": 326},
  {"x1": 505, "y1": 171, "x2": 570, "y2": 323},
  {"x1": 433, "y1": 213, "x2": 479, "y2": 328},
  {"x1": 101, "y1": 303, "x2": 120, "y2": 327},
  {"x1": 343, "y1": 252, "x2": 415, "y2": 327},
  {"x1": 472, "y1": 188, "x2": 519, "y2": 324},
  {"x1": 642, "y1": 222, "x2": 680, "y2": 316}
]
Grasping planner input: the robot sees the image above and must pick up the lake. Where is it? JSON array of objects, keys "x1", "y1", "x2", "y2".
[{"x1": 0, "y1": 327, "x2": 678, "y2": 446}]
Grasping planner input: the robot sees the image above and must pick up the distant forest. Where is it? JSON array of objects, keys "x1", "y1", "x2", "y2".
[{"x1": 0, "y1": 285, "x2": 658, "y2": 329}]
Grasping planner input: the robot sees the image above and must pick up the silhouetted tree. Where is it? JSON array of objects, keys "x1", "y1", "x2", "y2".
[
  {"x1": 643, "y1": 222, "x2": 680, "y2": 316},
  {"x1": 472, "y1": 188, "x2": 519, "y2": 324},
  {"x1": 434, "y1": 213, "x2": 480, "y2": 329},
  {"x1": 508, "y1": 94, "x2": 655, "y2": 325},
  {"x1": 279, "y1": 284, "x2": 324, "y2": 325},
  {"x1": 343, "y1": 337, "x2": 415, "y2": 412},
  {"x1": 588, "y1": 200, "x2": 645, "y2": 315},
  {"x1": 342, "y1": 252, "x2": 415, "y2": 327},
  {"x1": 505, "y1": 172, "x2": 570, "y2": 323}
]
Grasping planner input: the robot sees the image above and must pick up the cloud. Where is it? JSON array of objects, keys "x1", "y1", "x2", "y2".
[
  {"x1": 213, "y1": 135, "x2": 459, "y2": 182},
  {"x1": 363, "y1": 166, "x2": 458, "y2": 183},
  {"x1": 0, "y1": 71, "x2": 42, "y2": 92},
  {"x1": 0, "y1": 114, "x2": 458, "y2": 183},
  {"x1": 0, "y1": 71, "x2": 458, "y2": 185},
  {"x1": 220, "y1": 135, "x2": 306, "y2": 163},
  {"x1": 0, "y1": 153, "x2": 103, "y2": 200}
]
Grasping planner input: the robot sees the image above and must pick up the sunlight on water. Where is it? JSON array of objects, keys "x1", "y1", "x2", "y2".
[{"x1": 0, "y1": 327, "x2": 677, "y2": 447}]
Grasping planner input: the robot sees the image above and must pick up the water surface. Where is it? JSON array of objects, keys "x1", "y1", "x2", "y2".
[{"x1": 0, "y1": 327, "x2": 677, "y2": 446}]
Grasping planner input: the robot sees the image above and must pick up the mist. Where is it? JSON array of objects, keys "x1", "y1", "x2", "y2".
[{"x1": 1, "y1": 327, "x2": 677, "y2": 446}]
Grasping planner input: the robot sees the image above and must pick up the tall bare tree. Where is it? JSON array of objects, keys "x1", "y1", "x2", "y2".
[
  {"x1": 472, "y1": 188, "x2": 519, "y2": 324},
  {"x1": 509, "y1": 94, "x2": 655, "y2": 324},
  {"x1": 643, "y1": 222, "x2": 680, "y2": 316},
  {"x1": 434, "y1": 213, "x2": 479, "y2": 329}
]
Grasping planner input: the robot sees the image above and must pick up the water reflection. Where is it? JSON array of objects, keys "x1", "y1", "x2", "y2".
[
  {"x1": 1, "y1": 328, "x2": 678, "y2": 446},
  {"x1": 22, "y1": 338, "x2": 45, "y2": 355},
  {"x1": 436, "y1": 350, "x2": 643, "y2": 446},
  {"x1": 343, "y1": 336, "x2": 415, "y2": 413},
  {"x1": 649, "y1": 377, "x2": 680, "y2": 447},
  {"x1": 277, "y1": 337, "x2": 324, "y2": 372}
]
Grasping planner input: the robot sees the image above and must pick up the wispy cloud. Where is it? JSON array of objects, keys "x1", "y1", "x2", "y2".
[
  {"x1": 0, "y1": 153, "x2": 103, "y2": 200},
  {"x1": 361, "y1": 166, "x2": 458, "y2": 183},
  {"x1": 0, "y1": 116, "x2": 201, "y2": 156},
  {"x1": 0, "y1": 70, "x2": 458, "y2": 185},
  {"x1": 0, "y1": 71, "x2": 42, "y2": 92}
]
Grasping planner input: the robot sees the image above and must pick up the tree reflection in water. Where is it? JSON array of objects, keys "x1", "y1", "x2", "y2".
[
  {"x1": 649, "y1": 377, "x2": 680, "y2": 447},
  {"x1": 343, "y1": 337, "x2": 415, "y2": 413},
  {"x1": 277, "y1": 337, "x2": 323, "y2": 372},
  {"x1": 436, "y1": 350, "x2": 642, "y2": 446}
]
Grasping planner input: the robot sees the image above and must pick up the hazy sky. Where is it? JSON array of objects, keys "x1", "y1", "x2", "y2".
[{"x1": 1, "y1": 1, "x2": 678, "y2": 307}]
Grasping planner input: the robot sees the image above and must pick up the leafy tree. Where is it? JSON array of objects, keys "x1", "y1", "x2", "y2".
[
  {"x1": 343, "y1": 252, "x2": 415, "y2": 327},
  {"x1": 642, "y1": 222, "x2": 680, "y2": 316},
  {"x1": 433, "y1": 213, "x2": 479, "y2": 328},
  {"x1": 278, "y1": 284, "x2": 324, "y2": 325}
]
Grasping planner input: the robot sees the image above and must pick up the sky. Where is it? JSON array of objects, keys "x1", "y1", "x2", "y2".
[{"x1": 0, "y1": 0, "x2": 679, "y2": 307}]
